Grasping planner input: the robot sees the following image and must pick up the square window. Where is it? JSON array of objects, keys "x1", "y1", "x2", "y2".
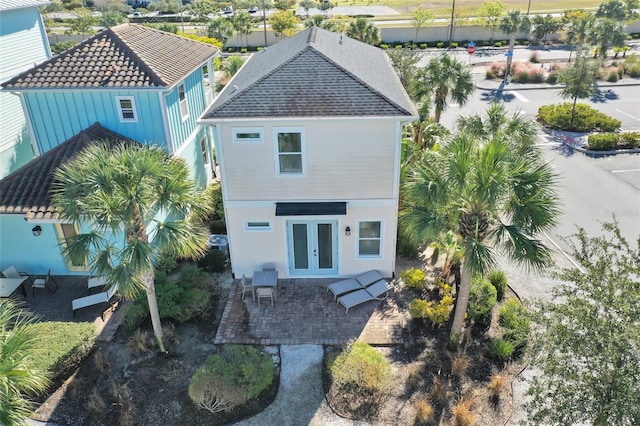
[
  {"x1": 116, "y1": 96, "x2": 137, "y2": 122},
  {"x1": 358, "y1": 221, "x2": 381, "y2": 257}
]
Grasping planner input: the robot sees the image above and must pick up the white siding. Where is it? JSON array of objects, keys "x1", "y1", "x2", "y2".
[
  {"x1": 225, "y1": 200, "x2": 398, "y2": 279},
  {"x1": 219, "y1": 119, "x2": 398, "y2": 201}
]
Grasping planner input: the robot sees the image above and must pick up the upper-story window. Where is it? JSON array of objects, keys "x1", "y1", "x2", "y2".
[
  {"x1": 115, "y1": 96, "x2": 138, "y2": 122},
  {"x1": 178, "y1": 84, "x2": 189, "y2": 120},
  {"x1": 274, "y1": 127, "x2": 305, "y2": 175},
  {"x1": 232, "y1": 127, "x2": 264, "y2": 143},
  {"x1": 202, "y1": 64, "x2": 213, "y2": 104}
]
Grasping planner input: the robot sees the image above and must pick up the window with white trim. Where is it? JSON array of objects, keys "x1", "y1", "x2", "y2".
[
  {"x1": 202, "y1": 64, "x2": 213, "y2": 104},
  {"x1": 358, "y1": 221, "x2": 382, "y2": 257},
  {"x1": 116, "y1": 96, "x2": 138, "y2": 122},
  {"x1": 232, "y1": 127, "x2": 264, "y2": 143},
  {"x1": 274, "y1": 127, "x2": 305, "y2": 175},
  {"x1": 244, "y1": 221, "x2": 272, "y2": 231},
  {"x1": 178, "y1": 84, "x2": 189, "y2": 119}
]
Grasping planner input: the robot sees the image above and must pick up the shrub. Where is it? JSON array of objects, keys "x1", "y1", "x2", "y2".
[
  {"x1": 428, "y1": 375, "x2": 448, "y2": 405},
  {"x1": 468, "y1": 278, "x2": 497, "y2": 325},
  {"x1": 415, "y1": 398, "x2": 435, "y2": 425},
  {"x1": 529, "y1": 51, "x2": 540, "y2": 63},
  {"x1": 400, "y1": 268, "x2": 426, "y2": 290},
  {"x1": 127, "y1": 329, "x2": 155, "y2": 354},
  {"x1": 240, "y1": 48, "x2": 247, "y2": 53},
  {"x1": 620, "y1": 131, "x2": 640, "y2": 148},
  {"x1": 436, "y1": 42, "x2": 445, "y2": 48},
  {"x1": 409, "y1": 282, "x2": 454, "y2": 326},
  {"x1": 189, "y1": 345, "x2": 275, "y2": 412},
  {"x1": 156, "y1": 249, "x2": 179, "y2": 274},
  {"x1": 206, "y1": 182, "x2": 225, "y2": 221},
  {"x1": 87, "y1": 387, "x2": 106, "y2": 413},
  {"x1": 499, "y1": 298, "x2": 530, "y2": 348},
  {"x1": 623, "y1": 54, "x2": 640, "y2": 77},
  {"x1": 420, "y1": 43, "x2": 427, "y2": 49},
  {"x1": 607, "y1": 70, "x2": 619, "y2": 82},
  {"x1": 329, "y1": 340, "x2": 393, "y2": 394},
  {"x1": 486, "y1": 69, "x2": 496, "y2": 79},
  {"x1": 451, "y1": 396, "x2": 476, "y2": 426},
  {"x1": 29, "y1": 322, "x2": 96, "y2": 378},
  {"x1": 197, "y1": 248, "x2": 227, "y2": 272},
  {"x1": 380, "y1": 43, "x2": 389, "y2": 49},
  {"x1": 487, "y1": 270, "x2": 507, "y2": 301},
  {"x1": 489, "y1": 338, "x2": 515, "y2": 362},
  {"x1": 587, "y1": 133, "x2": 619, "y2": 151},
  {"x1": 51, "y1": 40, "x2": 78, "y2": 54},
  {"x1": 537, "y1": 103, "x2": 621, "y2": 132},
  {"x1": 546, "y1": 71, "x2": 559, "y2": 84},
  {"x1": 451, "y1": 42, "x2": 458, "y2": 48},
  {"x1": 494, "y1": 41, "x2": 502, "y2": 47},
  {"x1": 124, "y1": 303, "x2": 147, "y2": 331},
  {"x1": 488, "y1": 374, "x2": 506, "y2": 401},
  {"x1": 514, "y1": 71, "x2": 530, "y2": 83},
  {"x1": 209, "y1": 219, "x2": 227, "y2": 235},
  {"x1": 451, "y1": 355, "x2": 469, "y2": 378}
]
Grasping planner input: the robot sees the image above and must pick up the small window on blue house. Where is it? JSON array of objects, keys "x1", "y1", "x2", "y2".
[
  {"x1": 179, "y1": 84, "x2": 189, "y2": 120},
  {"x1": 200, "y1": 137, "x2": 209, "y2": 165},
  {"x1": 116, "y1": 96, "x2": 137, "y2": 122}
]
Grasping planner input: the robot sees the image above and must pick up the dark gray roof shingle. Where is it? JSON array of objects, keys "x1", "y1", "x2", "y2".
[
  {"x1": 0, "y1": 123, "x2": 136, "y2": 220},
  {"x1": 202, "y1": 27, "x2": 416, "y2": 119},
  {"x1": 2, "y1": 24, "x2": 218, "y2": 89}
]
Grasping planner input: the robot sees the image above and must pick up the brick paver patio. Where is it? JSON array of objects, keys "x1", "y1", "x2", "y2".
[{"x1": 214, "y1": 278, "x2": 409, "y2": 345}]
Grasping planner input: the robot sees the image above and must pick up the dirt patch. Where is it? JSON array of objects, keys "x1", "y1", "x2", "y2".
[{"x1": 32, "y1": 267, "x2": 279, "y2": 426}]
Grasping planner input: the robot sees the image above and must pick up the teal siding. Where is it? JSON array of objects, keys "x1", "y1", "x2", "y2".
[
  {"x1": 23, "y1": 90, "x2": 167, "y2": 152},
  {"x1": 0, "y1": 216, "x2": 82, "y2": 276},
  {"x1": 165, "y1": 68, "x2": 207, "y2": 153},
  {"x1": 0, "y1": 91, "x2": 34, "y2": 178},
  {"x1": 0, "y1": 7, "x2": 50, "y2": 77},
  {"x1": 174, "y1": 127, "x2": 214, "y2": 189}
]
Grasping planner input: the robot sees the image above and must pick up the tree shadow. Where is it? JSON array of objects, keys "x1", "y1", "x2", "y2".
[
  {"x1": 590, "y1": 88, "x2": 619, "y2": 103},
  {"x1": 480, "y1": 88, "x2": 516, "y2": 103}
]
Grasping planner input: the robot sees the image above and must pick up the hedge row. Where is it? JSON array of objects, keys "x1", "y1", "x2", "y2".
[
  {"x1": 587, "y1": 132, "x2": 640, "y2": 151},
  {"x1": 537, "y1": 103, "x2": 621, "y2": 133}
]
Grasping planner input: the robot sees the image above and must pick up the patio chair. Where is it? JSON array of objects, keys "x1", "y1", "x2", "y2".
[
  {"x1": 262, "y1": 263, "x2": 276, "y2": 271},
  {"x1": 337, "y1": 279, "x2": 393, "y2": 314},
  {"x1": 2, "y1": 266, "x2": 32, "y2": 283},
  {"x1": 240, "y1": 274, "x2": 253, "y2": 301},
  {"x1": 256, "y1": 287, "x2": 274, "y2": 307},
  {"x1": 327, "y1": 270, "x2": 385, "y2": 301},
  {"x1": 31, "y1": 268, "x2": 58, "y2": 297}
]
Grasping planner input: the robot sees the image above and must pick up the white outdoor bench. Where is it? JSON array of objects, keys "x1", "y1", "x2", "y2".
[{"x1": 72, "y1": 286, "x2": 120, "y2": 320}]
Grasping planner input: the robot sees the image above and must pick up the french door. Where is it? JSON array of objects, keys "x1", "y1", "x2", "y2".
[{"x1": 287, "y1": 220, "x2": 338, "y2": 276}]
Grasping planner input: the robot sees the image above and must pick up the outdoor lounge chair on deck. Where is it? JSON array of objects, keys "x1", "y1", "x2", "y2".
[
  {"x1": 327, "y1": 270, "x2": 385, "y2": 301},
  {"x1": 337, "y1": 279, "x2": 393, "y2": 314}
]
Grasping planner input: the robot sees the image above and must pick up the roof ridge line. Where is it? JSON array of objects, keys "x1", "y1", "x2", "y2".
[{"x1": 109, "y1": 25, "x2": 167, "y2": 87}]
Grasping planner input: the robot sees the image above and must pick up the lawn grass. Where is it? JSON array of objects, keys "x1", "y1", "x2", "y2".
[
  {"x1": 332, "y1": 0, "x2": 602, "y2": 16},
  {"x1": 27, "y1": 321, "x2": 97, "y2": 377}
]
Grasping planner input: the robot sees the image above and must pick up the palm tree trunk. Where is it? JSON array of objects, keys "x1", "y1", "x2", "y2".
[
  {"x1": 143, "y1": 273, "x2": 165, "y2": 353},
  {"x1": 450, "y1": 262, "x2": 472, "y2": 348},
  {"x1": 571, "y1": 96, "x2": 578, "y2": 126}
]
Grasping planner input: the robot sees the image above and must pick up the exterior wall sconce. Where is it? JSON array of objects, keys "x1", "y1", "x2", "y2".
[
  {"x1": 345, "y1": 226, "x2": 351, "y2": 236},
  {"x1": 32, "y1": 225, "x2": 42, "y2": 236}
]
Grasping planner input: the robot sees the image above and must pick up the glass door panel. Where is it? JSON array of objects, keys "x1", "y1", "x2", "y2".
[
  {"x1": 316, "y1": 223, "x2": 333, "y2": 270},
  {"x1": 292, "y1": 223, "x2": 309, "y2": 270}
]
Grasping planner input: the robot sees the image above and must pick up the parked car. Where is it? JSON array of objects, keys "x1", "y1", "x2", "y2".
[
  {"x1": 248, "y1": 7, "x2": 258, "y2": 13},
  {"x1": 222, "y1": 6, "x2": 233, "y2": 14}
]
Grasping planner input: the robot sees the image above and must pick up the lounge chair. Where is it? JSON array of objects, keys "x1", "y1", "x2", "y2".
[
  {"x1": 327, "y1": 270, "x2": 385, "y2": 301},
  {"x1": 32, "y1": 268, "x2": 58, "y2": 297},
  {"x1": 72, "y1": 286, "x2": 119, "y2": 320},
  {"x1": 337, "y1": 279, "x2": 393, "y2": 314}
]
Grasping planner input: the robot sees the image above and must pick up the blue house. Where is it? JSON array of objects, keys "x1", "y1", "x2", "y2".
[
  {"x1": 0, "y1": 24, "x2": 219, "y2": 275},
  {"x1": 0, "y1": 0, "x2": 51, "y2": 179}
]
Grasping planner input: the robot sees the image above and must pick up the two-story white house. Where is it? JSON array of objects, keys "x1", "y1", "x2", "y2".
[
  {"x1": 0, "y1": 24, "x2": 219, "y2": 275},
  {"x1": 0, "y1": 0, "x2": 51, "y2": 179},
  {"x1": 200, "y1": 27, "x2": 417, "y2": 279}
]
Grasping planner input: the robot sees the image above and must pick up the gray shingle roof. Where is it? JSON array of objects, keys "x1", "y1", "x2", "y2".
[
  {"x1": 202, "y1": 27, "x2": 416, "y2": 119},
  {"x1": 0, "y1": 123, "x2": 136, "y2": 220},
  {"x1": 2, "y1": 24, "x2": 218, "y2": 89},
  {"x1": 0, "y1": 0, "x2": 50, "y2": 11}
]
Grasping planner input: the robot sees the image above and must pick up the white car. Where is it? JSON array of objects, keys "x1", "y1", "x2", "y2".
[{"x1": 88, "y1": 11, "x2": 102, "y2": 17}]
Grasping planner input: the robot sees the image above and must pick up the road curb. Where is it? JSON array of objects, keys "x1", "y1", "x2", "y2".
[{"x1": 475, "y1": 79, "x2": 640, "y2": 91}]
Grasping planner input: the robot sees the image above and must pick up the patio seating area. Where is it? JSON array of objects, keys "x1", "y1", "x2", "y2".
[
  {"x1": 214, "y1": 277, "x2": 408, "y2": 345},
  {"x1": 1, "y1": 274, "x2": 122, "y2": 340}
]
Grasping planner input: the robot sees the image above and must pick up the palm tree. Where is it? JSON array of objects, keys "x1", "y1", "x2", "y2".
[
  {"x1": 232, "y1": 11, "x2": 254, "y2": 49},
  {"x1": 415, "y1": 53, "x2": 474, "y2": 123},
  {"x1": 304, "y1": 14, "x2": 338, "y2": 31},
  {"x1": 207, "y1": 17, "x2": 235, "y2": 45},
  {"x1": 222, "y1": 55, "x2": 245, "y2": 79},
  {"x1": 499, "y1": 10, "x2": 531, "y2": 81},
  {"x1": 52, "y1": 143, "x2": 212, "y2": 352},
  {"x1": 0, "y1": 300, "x2": 50, "y2": 425},
  {"x1": 565, "y1": 14, "x2": 594, "y2": 63},
  {"x1": 401, "y1": 106, "x2": 560, "y2": 346},
  {"x1": 347, "y1": 17, "x2": 381, "y2": 45}
]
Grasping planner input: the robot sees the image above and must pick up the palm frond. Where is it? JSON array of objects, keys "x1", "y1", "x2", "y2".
[
  {"x1": 464, "y1": 236, "x2": 497, "y2": 277},
  {"x1": 493, "y1": 223, "x2": 555, "y2": 271}
]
